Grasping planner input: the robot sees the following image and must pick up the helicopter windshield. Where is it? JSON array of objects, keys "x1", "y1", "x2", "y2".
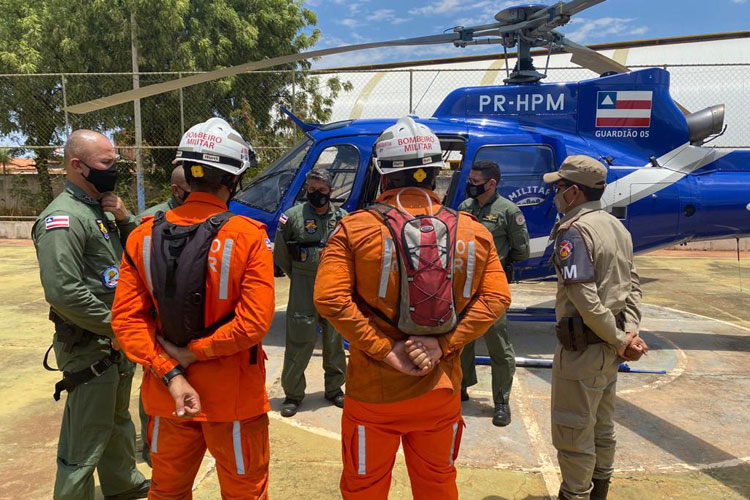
[{"x1": 234, "y1": 137, "x2": 313, "y2": 213}]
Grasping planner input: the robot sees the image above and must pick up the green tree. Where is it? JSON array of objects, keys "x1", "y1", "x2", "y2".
[
  {"x1": 0, "y1": 0, "x2": 350, "y2": 208},
  {"x1": 0, "y1": 148, "x2": 11, "y2": 175}
]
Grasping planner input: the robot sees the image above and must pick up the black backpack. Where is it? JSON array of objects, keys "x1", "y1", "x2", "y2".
[{"x1": 149, "y1": 210, "x2": 235, "y2": 347}]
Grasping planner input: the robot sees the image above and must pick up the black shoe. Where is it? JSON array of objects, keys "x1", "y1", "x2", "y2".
[
  {"x1": 281, "y1": 398, "x2": 301, "y2": 417},
  {"x1": 492, "y1": 402, "x2": 511, "y2": 427},
  {"x1": 460, "y1": 387, "x2": 469, "y2": 401},
  {"x1": 591, "y1": 478, "x2": 611, "y2": 500},
  {"x1": 326, "y1": 391, "x2": 345, "y2": 408},
  {"x1": 556, "y1": 489, "x2": 570, "y2": 500},
  {"x1": 104, "y1": 479, "x2": 150, "y2": 500}
]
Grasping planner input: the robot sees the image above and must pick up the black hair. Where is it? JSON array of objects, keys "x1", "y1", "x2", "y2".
[
  {"x1": 471, "y1": 160, "x2": 501, "y2": 183},
  {"x1": 559, "y1": 180, "x2": 605, "y2": 201},
  {"x1": 383, "y1": 167, "x2": 439, "y2": 190}
]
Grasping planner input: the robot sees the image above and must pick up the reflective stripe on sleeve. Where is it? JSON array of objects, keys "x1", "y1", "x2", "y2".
[
  {"x1": 463, "y1": 240, "x2": 476, "y2": 298},
  {"x1": 449, "y1": 421, "x2": 459, "y2": 465},
  {"x1": 378, "y1": 239, "x2": 393, "y2": 299},
  {"x1": 143, "y1": 236, "x2": 153, "y2": 294}
]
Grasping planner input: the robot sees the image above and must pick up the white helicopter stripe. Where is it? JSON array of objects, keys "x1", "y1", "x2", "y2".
[{"x1": 527, "y1": 143, "x2": 731, "y2": 259}]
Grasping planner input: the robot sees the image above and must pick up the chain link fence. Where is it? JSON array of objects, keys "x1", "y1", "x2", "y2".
[{"x1": 1, "y1": 63, "x2": 748, "y2": 215}]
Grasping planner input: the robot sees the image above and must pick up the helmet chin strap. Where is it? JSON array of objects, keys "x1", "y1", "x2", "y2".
[{"x1": 395, "y1": 187, "x2": 434, "y2": 217}]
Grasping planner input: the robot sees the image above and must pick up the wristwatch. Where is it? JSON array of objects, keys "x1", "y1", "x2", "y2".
[{"x1": 162, "y1": 365, "x2": 186, "y2": 386}]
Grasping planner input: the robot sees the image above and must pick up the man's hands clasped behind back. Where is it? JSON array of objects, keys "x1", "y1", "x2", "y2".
[{"x1": 384, "y1": 336, "x2": 444, "y2": 376}]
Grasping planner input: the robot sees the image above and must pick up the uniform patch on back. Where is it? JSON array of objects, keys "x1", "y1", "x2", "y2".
[
  {"x1": 556, "y1": 226, "x2": 594, "y2": 284},
  {"x1": 45, "y1": 215, "x2": 69, "y2": 230},
  {"x1": 102, "y1": 266, "x2": 119, "y2": 289}
]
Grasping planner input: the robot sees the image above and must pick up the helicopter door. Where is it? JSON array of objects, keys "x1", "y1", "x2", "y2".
[{"x1": 469, "y1": 145, "x2": 556, "y2": 245}]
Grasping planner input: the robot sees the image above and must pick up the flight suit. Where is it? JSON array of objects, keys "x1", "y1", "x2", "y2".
[
  {"x1": 550, "y1": 201, "x2": 642, "y2": 500},
  {"x1": 314, "y1": 188, "x2": 511, "y2": 499},
  {"x1": 133, "y1": 195, "x2": 179, "y2": 467},
  {"x1": 32, "y1": 181, "x2": 146, "y2": 500},
  {"x1": 138, "y1": 195, "x2": 178, "y2": 220},
  {"x1": 113, "y1": 192, "x2": 276, "y2": 498},
  {"x1": 458, "y1": 193, "x2": 529, "y2": 405},
  {"x1": 274, "y1": 202, "x2": 347, "y2": 403}
]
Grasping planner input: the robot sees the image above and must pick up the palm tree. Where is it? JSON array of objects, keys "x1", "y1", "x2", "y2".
[{"x1": 0, "y1": 148, "x2": 11, "y2": 175}]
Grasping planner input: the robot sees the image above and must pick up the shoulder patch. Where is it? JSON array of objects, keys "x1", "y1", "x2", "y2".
[
  {"x1": 515, "y1": 213, "x2": 526, "y2": 226},
  {"x1": 278, "y1": 214, "x2": 288, "y2": 225},
  {"x1": 102, "y1": 266, "x2": 119, "y2": 289},
  {"x1": 45, "y1": 215, "x2": 70, "y2": 230},
  {"x1": 556, "y1": 226, "x2": 594, "y2": 284},
  {"x1": 264, "y1": 237, "x2": 273, "y2": 251}
]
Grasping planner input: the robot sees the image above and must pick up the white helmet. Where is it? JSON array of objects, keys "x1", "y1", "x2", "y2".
[
  {"x1": 373, "y1": 116, "x2": 443, "y2": 176},
  {"x1": 173, "y1": 117, "x2": 257, "y2": 176}
]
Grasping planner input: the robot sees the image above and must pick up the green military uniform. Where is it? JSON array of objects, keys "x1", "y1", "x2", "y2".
[
  {"x1": 458, "y1": 193, "x2": 529, "y2": 405},
  {"x1": 550, "y1": 201, "x2": 642, "y2": 499},
  {"x1": 134, "y1": 194, "x2": 179, "y2": 467},
  {"x1": 33, "y1": 181, "x2": 146, "y2": 500},
  {"x1": 137, "y1": 194, "x2": 179, "y2": 220},
  {"x1": 274, "y1": 202, "x2": 347, "y2": 402}
]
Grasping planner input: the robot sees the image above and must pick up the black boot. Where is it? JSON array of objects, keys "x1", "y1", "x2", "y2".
[
  {"x1": 104, "y1": 480, "x2": 150, "y2": 500},
  {"x1": 557, "y1": 489, "x2": 569, "y2": 500},
  {"x1": 460, "y1": 387, "x2": 469, "y2": 401},
  {"x1": 591, "y1": 478, "x2": 610, "y2": 500},
  {"x1": 281, "y1": 398, "x2": 301, "y2": 417},
  {"x1": 492, "y1": 401, "x2": 511, "y2": 427}
]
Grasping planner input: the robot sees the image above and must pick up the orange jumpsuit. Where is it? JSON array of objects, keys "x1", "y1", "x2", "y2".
[
  {"x1": 314, "y1": 188, "x2": 511, "y2": 499},
  {"x1": 112, "y1": 192, "x2": 275, "y2": 499}
]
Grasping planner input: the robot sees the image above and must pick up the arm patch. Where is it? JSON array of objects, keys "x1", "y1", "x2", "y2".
[{"x1": 556, "y1": 226, "x2": 594, "y2": 284}]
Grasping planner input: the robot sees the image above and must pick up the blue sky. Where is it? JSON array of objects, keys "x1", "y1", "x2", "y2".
[{"x1": 304, "y1": 0, "x2": 750, "y2": 68}]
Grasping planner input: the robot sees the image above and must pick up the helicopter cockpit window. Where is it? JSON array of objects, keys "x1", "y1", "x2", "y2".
[
  {"x1": 233, "y1": 137, "x2": 313, "y2": 213},
  {"x1": 474, "y1": 145, "x2": 555, "y2": 207},
  {"x1": 296, "y1": 144, "x2": 360, "y2": 207}
]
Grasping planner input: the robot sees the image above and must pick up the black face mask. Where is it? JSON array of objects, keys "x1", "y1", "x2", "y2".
[
  {"x1": 82, "y1": 161, "x2": 118, "y2": 194},
  {"x1": 307, "y1": 190, "x2": 330, "y2": 208},
  {"x1": 177, "y1": 189, "x2": 191, "y2": 204},
  {"x1": 466, "y1": 181, "x2": 489, "y2": 199}
]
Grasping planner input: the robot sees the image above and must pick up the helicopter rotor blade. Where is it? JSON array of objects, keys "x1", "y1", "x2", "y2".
[
  {"x1": 560, "y1": 36, "x2": 629, "y2": 75},
  {"x1": 65, "y1": 33, "x2": 461, "y2": 114}
]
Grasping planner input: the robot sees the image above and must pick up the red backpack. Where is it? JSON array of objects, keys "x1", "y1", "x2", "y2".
[{"x1": 368, "y1": 193, "x2": 459, "y2": 335}]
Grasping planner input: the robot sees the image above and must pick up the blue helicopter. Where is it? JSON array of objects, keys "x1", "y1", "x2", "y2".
[{"x1": 65, "y1": 0, "x2": 750, "y2": 281}]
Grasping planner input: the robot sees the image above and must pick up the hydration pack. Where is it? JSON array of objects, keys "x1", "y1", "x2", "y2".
[
  {"x1": 367, "y1": 193, "x2": 459, "y2": 335},
  {"x1": 149, "y1": 210, "x2": 235, "y2": 347}
]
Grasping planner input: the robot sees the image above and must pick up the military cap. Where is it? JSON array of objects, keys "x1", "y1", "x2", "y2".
[{"x1": 543, "y1": 155, "x2": 607, "y2": 188}]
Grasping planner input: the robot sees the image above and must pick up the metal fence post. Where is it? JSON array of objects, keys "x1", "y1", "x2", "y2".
[
  {"x1": 292, "y1": 69, "x2": 296, "y2": 115},
  {"x1": 179, "y1": 72, "x2": 185, "y2": 134},
  {"x1": 61, "y1": 74, "x2": 70, "y2": 137},
  {"x1": 131, "y1": 12, "x2": 145, "y2": 213},
  {"x1": 409, "y1": 70, "x2": 413, "y2": 114}
]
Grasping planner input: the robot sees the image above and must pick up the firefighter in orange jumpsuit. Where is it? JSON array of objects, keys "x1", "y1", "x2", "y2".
[
  {"x1": 314, "y1": 117, "x2": 511, "y2": 499},
  {"x1": 112, "y1": 118, "x2": 275, "y2": 499}
]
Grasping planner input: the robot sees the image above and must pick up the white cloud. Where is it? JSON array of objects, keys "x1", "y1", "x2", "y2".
[
  {"x1": 730, "y1": 0, "x2": 746, "y2": 3},
  {"x1": 337, "y1": 18, "x2": 360, "y2": 28},
  {"x1": 409, "y1": 0, "x2": 461, "y2": 16},
  {"x1": 563, "y1": 17, "x2": 649, "y2": 43},
  {"x1": 367, "y1": 9, "x2": 395, "y2": 21}
]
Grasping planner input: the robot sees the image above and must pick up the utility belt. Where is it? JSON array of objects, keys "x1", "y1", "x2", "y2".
[
  {"x1": 286, "y1": 240, "x2": 324, "y2": 261},
  {"x1": 44, "y1": 310, "x2": 120, "y2": 401},
  {"x1": 556, "y1": 313, "x2": 625, "y2": 352}
]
